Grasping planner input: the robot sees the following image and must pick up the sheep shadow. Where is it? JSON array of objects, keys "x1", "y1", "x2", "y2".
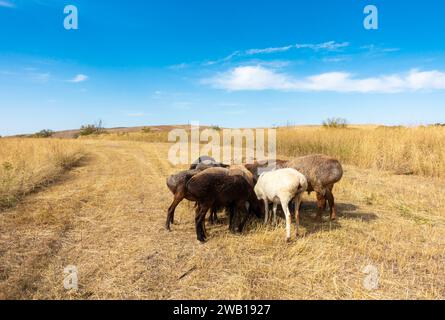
[
  {"x1": 244, "y1": 200, "x2": 378, "y2": 237},
  {"x1": 300, "y1": 200, "x2": 377, "y2": 222},
  {"x1": 200, "y1": 199, "x2": 378, "y2": 240}
]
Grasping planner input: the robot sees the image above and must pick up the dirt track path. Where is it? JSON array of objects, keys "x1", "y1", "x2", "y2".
[
  {"x1": 0, "y1": 140, "x2": 195, "y2": 299},
  {"x1": 1, "y1": 140, "x2": 444, "y2": 299}
]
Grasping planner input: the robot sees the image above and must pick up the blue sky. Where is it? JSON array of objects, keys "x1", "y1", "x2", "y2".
[{"x1": 1, "y1": 0, "x2": 445, "y2": 135}]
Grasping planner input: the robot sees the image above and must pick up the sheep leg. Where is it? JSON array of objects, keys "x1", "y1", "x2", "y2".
[
  {"x1": 229, "y1": 205, "x2": 237, "y2": 233},
  {"x1": 319, "y1": 193, "x2": 327, "y2": 211},
  {"x1": 208, "y1": 210, "x2": 214, "y2": 225},
  {"x1": 237, "y1": 204, "x2": 249, "y2": 233},
  {"x1": 263, "y1": 199, "x2": 269, "y2": 224},
  {"x1": 166, "y1": 194, "x2": 183, "y2": 231},
  {"x1": 281, "y1": 198, "x2": 292, "y2": 242},
  {"x1": 195, "y1": 205, "x2": 208, "y2": 242},
  {"x1": 212, "y1": 210, "x2": 219, "y2": 223},
  {"x1": 315, "y1": 192, "x2": 324, "y2": 222},
  {"x1": 272, "y1": 202, "x2": 278, "y2": 226},
  {"x1": 325, "y1": 189, "x2": 337, "y2": 221},
  {"x1": 209, "y1": 208, "x2": 218, "y2": 225},
  {"x1": 294, "y1": 195, "x2": 302, "y2": 237}
]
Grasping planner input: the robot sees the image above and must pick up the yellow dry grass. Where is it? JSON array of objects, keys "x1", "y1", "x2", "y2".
[
  {"x1": 0, "y1": 137, "x2": 444, "y2": 300},
  {"x1": 277, "y1": 126, "x2": 445, "y2": 178},
  {"x1": 0, "y1": 138, "x2": 85, "y2": 209},
  {"x1": 92, "y1": 125, "x2": 445, "y2": 178},
  {"x1": 86, "y1": 130, "x2": 170, "y2": 143}
]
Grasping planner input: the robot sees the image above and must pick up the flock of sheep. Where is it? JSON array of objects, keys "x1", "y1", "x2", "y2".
[{"x1": 166, "y1": 154, "x2": 343, "y2": 242}]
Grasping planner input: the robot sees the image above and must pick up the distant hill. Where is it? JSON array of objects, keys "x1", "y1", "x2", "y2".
[{"x1": 9, "y1": 125, "x2": 204, "y2": 139}]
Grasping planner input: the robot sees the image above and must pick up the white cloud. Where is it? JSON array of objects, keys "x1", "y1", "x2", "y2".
[
  {"x1": 322, "y1": 57, "x2": 348, "y2": 63},
  {"x1": 0, "y1": 1, "x2": 15, "y2": 8},
  {"x1": 246, "y1": 41, "x2": 349, "y2": 56},
  {"x1": 296, "y1": 41, "x2": 350, "y2": 51},
  {"x1": 245, "y1": 45, "x2": 294, "y2": 55},
  {"x1": 68, "y1": 74, "x2": 88, "y2": 83},
  {"x1": 204, "y1": 51, "x2": 241, "y2": 66},
  {"x1": 206, "y1": 66, "x2": 294, "y2": 91},
  {"x1": 206, "y1": 66, "x2": 445, "y2": 93},
  {"x1": 361, "y1": 44, "x2": 400, "y2": 54},
  {"x1": 204, "y1": 41, "x2": 349, "y2": 66}
]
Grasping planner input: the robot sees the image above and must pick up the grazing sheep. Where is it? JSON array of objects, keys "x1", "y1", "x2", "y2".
[
  {"x1": 254, "y1": 168, "x2": 308, "y2": 241},
  {"x1": 244, "y1": 159, "x2": 288, "y2": 183},
  {"x1": 285, "y1": 154, "x2": 343, "y2": 222},
  {"x1": 165, "y1": 168, "x2": 200, "y2": 231},
  {"x1": 186, "y1": 167, "x2": 260, "y2": 242},
  {"x1": 229, "y1": 164, "x2": 255, "y2": 187},
  {"x1": 190, "y1": 156, "x2": 229, "y2": 170},
  {"x1": 166, "y1": 159, "x2": 230, "y2": 230}
]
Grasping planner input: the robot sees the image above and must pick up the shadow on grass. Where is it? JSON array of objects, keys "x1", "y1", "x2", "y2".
[
  {"x1": 245, "y1": 200, "x2": 378, "y2": 237},
  {"x1": 186, "y1": 198, "x2": 378, "y2": 241}
]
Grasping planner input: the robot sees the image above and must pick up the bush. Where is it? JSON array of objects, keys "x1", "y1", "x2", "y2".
[
  {"x1": 34, "y1": 129, "x2": 54, "y2": 138},
  {"x1": 79, "y1": 121, "x2": 105, "y2": 136},
  {"x1": 322, "y1": 118, "x2": 348, "y2": 128}
]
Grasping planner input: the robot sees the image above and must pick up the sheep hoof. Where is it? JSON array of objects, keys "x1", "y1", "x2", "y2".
[{"x1": 286, "y1": 237, "x2": 291, "y2": 243}]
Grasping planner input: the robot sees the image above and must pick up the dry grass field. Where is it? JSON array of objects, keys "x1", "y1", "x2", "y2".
[
  {"x1": 0, "y1": 126, "x2": 444, "y2": 299},
  {"x1": 277, "y1": 126, "x2": 445, "y2": 178},
  {"x1": 0, "y1": 139, "x2": 84, "y2": 210}
]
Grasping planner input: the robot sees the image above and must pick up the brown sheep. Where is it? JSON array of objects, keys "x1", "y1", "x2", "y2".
[
  {"x1": 244, "y1": 159, "x2": 288, "y2": 183},
  {"x1": 185, "y1": 167, "x2": 261, "y2": 242},
  {"x1": 229, "y1": 164, "x2": 255, "y2": 187},
  {"x1": 165, "y1": 168, "x2": 200, "y2": 231},
  {"x1": 165, "y1": 162, "x2": 229, "y2": 230},
  {"x1": 284, "y1": 154, "x2": 343, "y2": 221}
]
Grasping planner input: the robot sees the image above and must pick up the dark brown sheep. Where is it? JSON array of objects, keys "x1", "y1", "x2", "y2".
[
  {"x1": 284, "y1": 154, "x2": 343, "y2": 221},
  {"x1": 165, "y1": 168, "x2": 200, "y2": 231},
  {"x1": 166, "y1": 161, "x2": 230, "y2": 230},
  {"x1": 185, "y1": 167, "x2": 261, "y2": 242}
]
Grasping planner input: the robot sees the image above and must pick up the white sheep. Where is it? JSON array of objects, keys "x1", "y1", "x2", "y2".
[{"x1": 254, "y1": 168, "x2": 308, "y2": 241}]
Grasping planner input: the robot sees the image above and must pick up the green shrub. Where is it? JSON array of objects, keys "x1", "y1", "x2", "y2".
[
  {"x1": 34, "y1": 129, "x2": 54, "y2": 138},
  {"x1": 79, "y1": 121, "x2": 105, "y2": 136},
  {"x1": 322, "y1": 118, "x2": 348, "y2": 128}
]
